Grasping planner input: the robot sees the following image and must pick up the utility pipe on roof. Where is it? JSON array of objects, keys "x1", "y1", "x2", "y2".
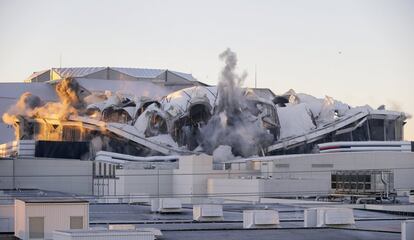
[
  {"x1": 96, "y1": 151, "x2": 179, "y2": 162},
  {"x1": 381, "y1": 171, "x2": 389, "y2": 199}
]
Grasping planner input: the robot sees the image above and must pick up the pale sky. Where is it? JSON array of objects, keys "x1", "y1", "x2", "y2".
[{"x1": 0, "y1": 0, "x2": 413, "y2": 140}]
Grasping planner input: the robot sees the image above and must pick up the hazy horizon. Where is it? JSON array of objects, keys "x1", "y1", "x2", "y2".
[{"x1": 0, "y1": 0, "x2": 413, "y2": 140}]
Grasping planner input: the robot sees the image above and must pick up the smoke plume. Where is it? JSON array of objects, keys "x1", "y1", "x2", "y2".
[
  {"x1": 2, "y1": 78, "x2": 88, "y2": 140},
  {"x1": 199, "y1": 48, "x2": 274, "y2": 157},
  {"x1": 2, "y1": 92, "x2": 45, "y2": 125},
  {"x1": 55, "y1": 78, "x2": 86, "y2": 111},
  {"x1": 2, "y1": 78, "x2": 85, "y2": 123}
]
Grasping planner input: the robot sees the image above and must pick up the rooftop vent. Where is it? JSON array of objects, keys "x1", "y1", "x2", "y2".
[
  {"x1": 304, "y1": 207, "x2": 355, "y2": 228},
  {"x1": 193, "y1": 204, "x2": 224, "y2": 222},
  {"x1": 150, "y1": 198, "x2": 182, "y2": 213},
  {"x1": 243, "y1": 210, "x2": 280, "y2": 229}
]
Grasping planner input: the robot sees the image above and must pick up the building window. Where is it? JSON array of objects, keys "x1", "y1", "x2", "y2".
[
  {"x1": 29, "y1": 217, "x2": 44, "y2": 239},
  {"x1": 70, "y1": 216, "x2": 84, "y2": 229},
  {"x1": 385, "y1": 119, "x2": 396, "y2": 141},
  {"x1": 92, "y1": 162, "x2": 96, "y2": 177},
  {"x1": 98, "y1": 162, "x2": 102, "y2": 177},
  {"x1": 369, "y1": 118, "x2": 385, "y2": 141}
]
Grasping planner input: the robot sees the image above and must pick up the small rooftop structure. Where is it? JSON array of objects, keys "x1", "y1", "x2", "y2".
[
  {"x1": 402, "y1": 220, "x2": 414, "y2": 240},
  {"x1": 15, "y1": 197, "x2": 89, "y2": 240},
  {"x1": 304, "y1": 207, "x2": 355, "y2": 228},
  {"x1": 193, "y1": 204, "x2": 224, "y2": 222},
  {"x1": 150, "y1": 198, "x2": 182, "y2": 213},
  {"x1": 243, "y1": 210, "x2": 280, "y2": 229}
]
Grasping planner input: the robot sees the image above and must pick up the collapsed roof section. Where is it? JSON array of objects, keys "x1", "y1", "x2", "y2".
[
  {"x1": 269, "y1": 90, "x2": 407, "y2": 154},
  {"x1": 2, "y1": 77, "x2": 408, "y2": 158},
  {"x1": 2, "y1": 65, "x2": 408, "y2": 159},
  {"x1": 2, "y1": 77, "x2": 283, "y2": 157}
]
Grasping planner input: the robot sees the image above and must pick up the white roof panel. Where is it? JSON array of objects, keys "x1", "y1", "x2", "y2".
[
  {"x1": 26, "y1": 67, "x2": 198, "y2": 82},
  {"x1": 76, "y1": 78, "x2": 174, "y2": 98},
  {"x1": 170, "y1": 70, "x2": 197, "y2": 82},
  {"x1": 112, "y1": 67, "x2": 197, "y2": 82},
  {"x1": 53, "y1": 67, "x2": 106, "y2": 78},
  {"x1": 112, "y1": 67, "x2": 165, "y2": 79}
]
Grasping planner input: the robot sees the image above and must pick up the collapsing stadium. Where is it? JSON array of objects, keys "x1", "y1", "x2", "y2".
[{"x1": 0, "y1": 49, "x2": 410, "y2": 162}]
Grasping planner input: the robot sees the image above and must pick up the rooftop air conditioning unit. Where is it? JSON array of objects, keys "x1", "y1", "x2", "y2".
[
  {"x1": 243, "y1": 210, "x2": 280, "y2": 229},
  {"x1": 409, "y1": 190, "x2": 414, "y2": 204},
  {"x1": 402, "y1": 220, "x2": 414, "y2": 240},
  {"x1": 193, "y1": 204, "x2": 224, "y2": 221},
  {"x1": 137, "y1": 228, "x2": 163, "y2": 239},
  {"x1": 304, "y1": 207, "x2": 355, "y2": 228},
  {"x1": 129, "y1": 193, "x2": 150, "y2": 204},
  {"x1": 150, "y1": 198, "x2": 182, "y2": 213}
]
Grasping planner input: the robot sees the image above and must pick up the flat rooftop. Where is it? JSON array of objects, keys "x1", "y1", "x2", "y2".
[
  {"x1": 86, "y1": 202, "x2": 413, "y2": 240},
  {"x1": 1, "y1": 200, "x2": 412, "y2": 240},
  {"x1": 1, "y1": 190, "x2": 413, "y2": 239},
  {"x1": 0, "y1": 189, "x2": 80, "y2": 204},
  {"x1": 161, "y1": 228, "x2": 399, "y2": 240}
]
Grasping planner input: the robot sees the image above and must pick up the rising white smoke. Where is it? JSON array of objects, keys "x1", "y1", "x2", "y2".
[
  {"x1": 199, "y1": 48, "x2": 274, "y2": 157},
  {"x1": 2, "y1": 92, "x2": 44, "y2": 125}
]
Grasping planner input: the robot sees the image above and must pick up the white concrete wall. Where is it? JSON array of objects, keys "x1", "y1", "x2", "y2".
[
  {"x1": 0, "y1": 158, "x2": 93, "y2": 195},
  {"x1": 209, "y1": 151, "x2": 414, "y2": 199},
  {"x1": 14, "y1": 199, "x2": 26, "y2": 239},
  {"x1": 115, "y1": 168, "x2": 173, "y2": 198},
  {"x1": 173, "y1": 154, "x2": 225, "y2": 202},
  {"x1": 0, "y1": 160, "x2": 13, "y2": 189},
  {"x1": 262, "y1": 152, "x2": 414, "y2": 194},
  {"x1": 208, "y1": 177, "x2": 330, "y2": 201},
  {"x1": 208, "y1": 178, "x2": 263, "y2": 202},
  {"x1": 262, "y1": 178, "x2": 331, "y2": 197},
  {"x1": 113, "y1": 154, "x2": 257, "y2": 202},
  {"x1": 112, "y1": 154, "x2": 259, "y2": 202}
]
